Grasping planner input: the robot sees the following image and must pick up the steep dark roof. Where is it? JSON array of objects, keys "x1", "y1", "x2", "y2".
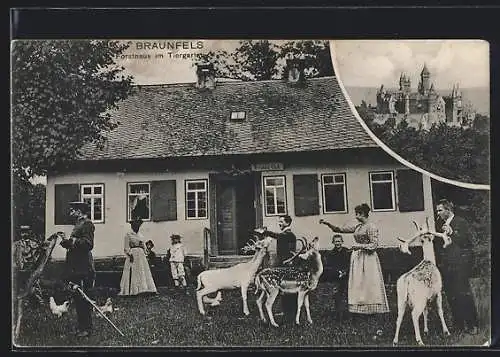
[{"x1": 80, "y1": 76, "x2": 378, "y2": 161}]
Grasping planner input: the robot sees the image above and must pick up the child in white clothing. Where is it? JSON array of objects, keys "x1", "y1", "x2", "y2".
[{"x1": 169, "y1": 234, "x2": 188, "y2": 292}]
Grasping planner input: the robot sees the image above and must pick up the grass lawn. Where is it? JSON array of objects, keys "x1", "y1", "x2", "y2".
[{"x1": 13, "y1": 281, "x2": 490, "y2": 349}]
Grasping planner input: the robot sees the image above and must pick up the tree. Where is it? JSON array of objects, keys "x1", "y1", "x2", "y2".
[
  {"x1": 278, "y1": 40, "x2": 334, "y2": 78},
  {"x1": 195, "y1": 40, "x2": 334, "y2": 81},
  {"x1": 13, "y1": 182, "x2": 46, "y2": 240},
  {"x1": 11, "y1": 40, "x2": 133, "y2": 184}
]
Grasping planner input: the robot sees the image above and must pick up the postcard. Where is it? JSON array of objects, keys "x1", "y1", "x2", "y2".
[{"x1": 11, "y1": 38, "x2": 491, "y2": 348}]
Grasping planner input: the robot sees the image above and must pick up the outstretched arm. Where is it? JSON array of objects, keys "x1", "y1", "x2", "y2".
[{"x1": 319, "y1": 219, "x2": 356, "y2": 233}]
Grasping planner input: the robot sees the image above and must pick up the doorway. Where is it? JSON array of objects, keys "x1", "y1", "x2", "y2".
[{"x1": 215, "y1": 174, "x2": 256, "y2": 255}]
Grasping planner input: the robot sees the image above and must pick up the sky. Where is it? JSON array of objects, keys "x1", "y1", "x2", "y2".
[
  {"x1": 332, "y1": 40, "x2": 490, "y2": 89},
  {"x1": 116, "y1": 39, "x2": 292, "y2": 85}
]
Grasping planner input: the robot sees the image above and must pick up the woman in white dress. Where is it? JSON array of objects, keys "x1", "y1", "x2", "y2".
[
  {"x1": 320, "y1": 203, "x2": 389, "y2": 314},
  {"x1": 119, "y1": 218, "x2": 157, "y2": 296}
]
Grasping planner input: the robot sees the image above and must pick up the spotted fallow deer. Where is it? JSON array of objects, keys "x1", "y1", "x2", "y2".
[
  {"x1": 254, "y1": 236, "x2": 323, "y2": 327},
  {"x1": 393, "y1": 217, "x2": 451, "y2": 346}
]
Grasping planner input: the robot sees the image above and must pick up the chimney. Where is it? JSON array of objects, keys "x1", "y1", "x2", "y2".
[
  {"x1": 285, "y1": 55, "x2": 306, "y2": 85},
  {"x1": 195, "y1": 62, "x2": 216, "y2": 90}
]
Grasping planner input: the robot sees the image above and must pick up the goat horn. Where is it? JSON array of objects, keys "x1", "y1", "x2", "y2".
[
  {"x1": 300, "y1": 237, "x2": 308, "y2": 251},
  {"x1": 412, "y1": 220, "x2": 420, "y2": 231},
  {"x1": 397, "y1": 237, "x2": 406, "y2": 243}
]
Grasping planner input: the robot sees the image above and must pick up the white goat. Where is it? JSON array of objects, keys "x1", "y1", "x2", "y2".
[
  {"x1": 393, "y1": 218, "x2": 451, "y2": 346},
  {"x1": 254, "y1": 237, "x2": 323, "y2": 327},
  {"x1": 196, "y1": 235, "x2": 273, "y2": 316}
]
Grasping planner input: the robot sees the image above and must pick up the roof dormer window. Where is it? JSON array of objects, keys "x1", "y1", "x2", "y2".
[{"x1": 230, "y1": 111, "x2": 246, "y2": 121}]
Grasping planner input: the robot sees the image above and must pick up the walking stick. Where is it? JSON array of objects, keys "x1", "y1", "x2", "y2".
[{"x1": 69, "y1": 282, "x2": 125, "y2": 337}]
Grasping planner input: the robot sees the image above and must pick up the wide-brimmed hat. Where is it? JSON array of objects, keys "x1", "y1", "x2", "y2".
[
  {"x1": 170, "y1": 234, "x2": 181, "y2": 241},
  {"x1": 68, "y1": 201, "x2": 91, "y2": 215}
]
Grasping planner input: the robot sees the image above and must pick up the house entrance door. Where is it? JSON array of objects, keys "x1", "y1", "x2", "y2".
[{"x1": 216, "y1": 174, "x2": 256, "y2": 255}]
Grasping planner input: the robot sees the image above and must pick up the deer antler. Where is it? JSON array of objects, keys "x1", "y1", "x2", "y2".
[
  {"x1": 282, "y1": 237, "x2": 307, "y2": 265},
  {"x1": 241, "y1": 239, "x2": 257, "y2": 253}
]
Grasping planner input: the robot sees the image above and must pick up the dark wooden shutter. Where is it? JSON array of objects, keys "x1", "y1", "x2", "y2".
[
  {"x1": 209, "y1": 174, "x2": 218, "y2": 255},
  {"x1": 293, "y1": 174, "x2": 319, "y2": 216},
  {"x1": 254, "y1": 172, "x2": 263, "y2": 228},
  {"x1": 54, "y1": 184, "x2": 80, "y2": 225},
  {"x1": 151, "y1": 180, "x2": 177, "y2": 221},
  {"x1": 397, "y1": 169, "x2": 425, "y2": 212}
]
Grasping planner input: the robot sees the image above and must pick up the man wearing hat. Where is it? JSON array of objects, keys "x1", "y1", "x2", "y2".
[{"x1": 60, "y1": 201, "x2": 96, "y2": 337}]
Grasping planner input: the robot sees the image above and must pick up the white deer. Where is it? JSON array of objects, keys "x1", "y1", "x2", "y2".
[
  {"x1": 196, "y1": 234, "x2": 273, "y2": 316},
  {"x1": 393, "y1": 217, "x2": 451, "y2": 346},
  {"x1": 254, "y1": 236, "x2": 323, "y2": 327}
]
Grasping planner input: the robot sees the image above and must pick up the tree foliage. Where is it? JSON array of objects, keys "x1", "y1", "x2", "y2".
[
  {"x1": 196, "y1": 40, "x2": 333, "y2": 81},
  {"x1": 11, "y1": 40, "x2": 134, "y2": 183},
  {"x1": 13, "y1": 182, "x2": 46, "y2": 240}
]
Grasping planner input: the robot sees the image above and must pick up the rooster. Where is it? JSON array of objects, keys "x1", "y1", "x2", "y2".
[
  {"x1": 49, "y1": 297, "x2": 70, "y2": 317},
  {"x1": 95, "y1": 297, "x2": 113, "y2": 317}
]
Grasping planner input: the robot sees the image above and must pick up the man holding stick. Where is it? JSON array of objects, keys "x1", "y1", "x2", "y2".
[{"x1": 60, "y1": 201, "x2": 96, "y2": 338}]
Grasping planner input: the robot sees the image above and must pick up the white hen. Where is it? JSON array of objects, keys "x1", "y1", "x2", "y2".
[
  {"x1": 49, "y1": 297, "x2": 70, "y2": 317},
  {"x1": 202, "y1": 291, "x2": 222, "y2": 306},
  {"x1": 95, "y1": 297, "x2": 113, "y2": 317}
]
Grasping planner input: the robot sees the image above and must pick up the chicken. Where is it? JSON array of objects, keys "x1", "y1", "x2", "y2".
[
  {"x1": 95, "y1": 297, "x2": 113, "y2": 317},
  {"x1": 49, "y1": 296, "x2": 70, "y2": 317},
  {"x1": 202, "y1": 291, "x2": 222, "y2": 306}
]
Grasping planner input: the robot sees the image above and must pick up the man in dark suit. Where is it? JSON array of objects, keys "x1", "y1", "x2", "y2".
[
  {"x1": 434, "y1": 199, "x2": 478, "y2": 334},
  {"x1": 323, "y1": 234, "x2": 351, "y2": 322},
  {"x1": 60, "y1": 201, "x2": 96, "y2": 337},
  {"x1": 264, "y1": 215, "x2": 298, "y2": 322}
]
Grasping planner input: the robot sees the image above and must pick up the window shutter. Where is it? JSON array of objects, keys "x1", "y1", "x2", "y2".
[
  {"x1": 151, "y1": 180, "x2": 177, "y2": 221},
  {"x1": 397, "y1": 169, "x2": 425, "y2": 212},
  {"x1": 293, "y1": 174, "x2": 319, "y2": 217},
  {"x1": 54, "y1": 184, "x2": 80, "y2": 225}
]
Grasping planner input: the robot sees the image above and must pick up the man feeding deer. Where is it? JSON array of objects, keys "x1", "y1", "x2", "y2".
[
  {"x1": 434, "y1": 199, "x2": 479, "y2": 335},
  {"x1": 258, "y1": 215, "x2": 300, "y2": 323},
  {"x1": 60, "y1": 201, "x2": 96, "y2": 338}
]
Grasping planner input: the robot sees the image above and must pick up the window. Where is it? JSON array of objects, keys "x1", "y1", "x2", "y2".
[
  {"x1": 321, "y1": 173, "x2": 347, "y2": 213},
  {"x1": 230, "y1": 111, "x2": 246, "y2": 120},
  {"x1": 185, "y1": 180, "x2": 208, "y2": 219},
  {"x1": 369, "y1": 171, "x2": 396, "y2": 211},
  {"x1": 263, "y1": 176, "x2": 287, "y2": 216},
  {"x1": 127, "y1": 183, "x2": 151, "y2": 221},
  {"x1": 81, "y1": 184, "x2": 105, "y2": 223}
]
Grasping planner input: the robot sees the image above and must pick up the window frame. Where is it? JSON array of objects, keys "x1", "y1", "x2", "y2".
[
  {"x1": 321, "y1": 173, "x2": 348, "y2": 214},
  {"x1": 126, "y1": 182, "x2": 152, "y2": 222},
  {"x1": 80, "y1": 183, "x2": 105, "y2": 224},
  {"x1": 185, "y1": 179, "x2": 209, "y2": 220},
  {"x1": 262, "y1": 175, "x2": 288, "y2": 217},
  {"x1": 369, "y1": 171, "x2": 396, "y2": 212}
]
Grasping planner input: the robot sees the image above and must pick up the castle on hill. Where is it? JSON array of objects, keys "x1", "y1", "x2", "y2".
[{"x1": 375, "y1": 64, "x2": 475, "y2": 129}]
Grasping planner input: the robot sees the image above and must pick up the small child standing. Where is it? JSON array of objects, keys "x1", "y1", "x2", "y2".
[{"x1": 169, "y1": 234, "x2": 188, "y2": 294}]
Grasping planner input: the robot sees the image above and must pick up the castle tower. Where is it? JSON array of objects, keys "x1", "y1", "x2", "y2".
[
  {"x1": 398, "y1": 73, "x2": 411, "y2": 94},
  {"x1": 418, "y1": 63, "x2": 431, "y2": 95}
]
